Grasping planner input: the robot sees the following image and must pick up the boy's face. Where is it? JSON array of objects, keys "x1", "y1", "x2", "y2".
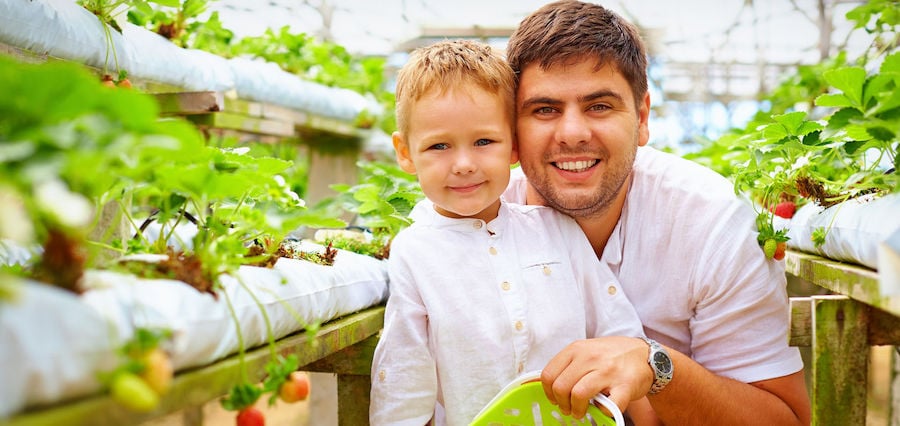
[{"x1": 393, "y1": 85, "x2": 517, "y2": 222}]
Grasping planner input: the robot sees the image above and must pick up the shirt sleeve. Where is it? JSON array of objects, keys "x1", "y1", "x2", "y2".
[
  {"x1": 688, "y1": 202, "x2": 803, "y2": 383},
  {"x1": 369, "y1": 241, "x2": 438, "y2": 426}
]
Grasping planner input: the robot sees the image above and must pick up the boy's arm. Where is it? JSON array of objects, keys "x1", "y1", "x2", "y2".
[{"x1": 369, "y1": 253, "x2": 437, "y2": 426}]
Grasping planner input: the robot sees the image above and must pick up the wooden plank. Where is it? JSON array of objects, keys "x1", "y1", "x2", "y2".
[
  {"x1": 5, "y1": 306, "x2": 385, "y2": 426},
  {"x1": 790, "y1": 297, "x2": 900, "y2": 346},
  {"x1": 187, "y1": 112, "x2": 295, "y2": 137},
  {"x1": 786, "y1": 250, "x2": 900, "y2": 317},
  {"x1": 153, "y1": 91, "x2": 224, "y2": 115},
  {"x1": 811, "y1": 295, "x2": 868, "y2": 425},
  {"x1": 790, "y1": 297, "x2": 812, "y2": 347},
  {"x1": 304, "y1": 335, "x2": 378, "y2": 375}
]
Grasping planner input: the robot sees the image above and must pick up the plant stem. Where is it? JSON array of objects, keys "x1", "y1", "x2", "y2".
[
  {"x1": 222, "y1": 285, "x2": 248, "y2": 383},
  {"x1": 237, "y1": 275, "x2": 277, "y2": 360}
]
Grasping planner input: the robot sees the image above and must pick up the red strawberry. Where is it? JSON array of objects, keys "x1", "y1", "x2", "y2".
[
  {"x1": 101, "y1": 74, "x2": 116, "y2": 88},
  {"x1": 772, "y1": 201, "x2": 796, "y2": 219},
  {"x1": 236, "y1": 407, "x2": 265, "y2": 426},
  {"x1": 773, "y1": 242, "x2": 787, "y2": 261},
  {"x1": 279, "y1": 371, "x2": 310, "y2": 403}
]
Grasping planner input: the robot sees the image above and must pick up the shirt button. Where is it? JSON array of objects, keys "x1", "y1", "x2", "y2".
[
  {"x1": 514, "y1": 321, "x2": 523, "y2": 331},
  {"x1": 473, "y1": 221, "x2": 482, "y2": 229},
  {"x1": 543, "y1": 265, "x2": 551, "y2": 276},
  {"x1": 501, "y1": 281, "x2": 511, "y2": 291},
  {"x1": 489, "y1": 247, "x2": 498, "y2": 255},
  {"x1": 607, "y1": 285, "x2": 617, "y2": 295},
  {"x1": 517, "y1": 362, "x2": 524, "y2": 374},
  {"x1": 378, "y1": 370, "x2": 386, "y2": 382}
]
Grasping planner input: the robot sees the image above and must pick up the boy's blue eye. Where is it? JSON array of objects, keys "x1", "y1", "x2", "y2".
[
  {"x1": 475, "y1": 139, "x2": 493, "y2": 146},
  {"x1": 428, "y1": 143, "x2": 449, "y2": 150}
]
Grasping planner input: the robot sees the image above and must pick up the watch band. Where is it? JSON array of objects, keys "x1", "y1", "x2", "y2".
[{"x1": 640, "y1": 337, "x2": 673, "y2": 395}]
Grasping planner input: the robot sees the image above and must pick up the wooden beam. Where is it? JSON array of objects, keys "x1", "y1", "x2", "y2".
[
  {"x1": 154, "y1": 91, "x2": 224, "y2": 115},
  {"x1": 786, "y1": 250, "x2": 900, "y2": 317}
]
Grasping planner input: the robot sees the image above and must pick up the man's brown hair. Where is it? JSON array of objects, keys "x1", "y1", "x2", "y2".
[{"x1": 506, "y1": 0, "x2": 648, "y2": 106}]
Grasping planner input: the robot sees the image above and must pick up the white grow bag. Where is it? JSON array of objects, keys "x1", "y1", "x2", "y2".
[
  {"x1": 0, "y1": 0, "x2": 381, "y2": 121},
  {"x1": 776, "y1": 192, "x2": 900, "y2": 270},
  {"x1": 0, "y1": 241, "x2": 388, "y2": 418}
]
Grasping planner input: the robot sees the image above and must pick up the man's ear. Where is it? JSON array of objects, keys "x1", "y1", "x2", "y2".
[
  {"x1": 637, "y1": 92, "x2": 651, "y2": 147},
  {"x1": 392, "y1": 131, "x2": 416, "y2": 174}
]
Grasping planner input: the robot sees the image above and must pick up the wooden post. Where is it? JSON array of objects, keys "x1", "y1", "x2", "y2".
[
  {"x1": 892, "y1": 347, "x2": 899, "y2": 426},
  {"x1": 304, "y1": 335, "x2": 379, "y2": 426},
  {"x1": 303, "y1": 137, "x2": 361, "y2": 214},
  {"x1": 811, "y1": 295, "x2": 868, "y2": 425}
]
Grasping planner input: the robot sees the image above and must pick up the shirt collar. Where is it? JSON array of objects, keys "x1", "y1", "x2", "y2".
[{"x1": 408, "y1": 199, "x2": 509, "y2": 234}]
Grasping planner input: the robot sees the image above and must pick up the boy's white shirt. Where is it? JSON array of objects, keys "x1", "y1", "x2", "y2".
[
  {"x1": 369, "y1": 200, "x2": 645, "y2": 426},
  {"x1": 505, "y1": 146, "x2": 803, "y2": 383}
]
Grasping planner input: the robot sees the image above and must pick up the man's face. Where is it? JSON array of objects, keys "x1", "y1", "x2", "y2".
[{"x1": 515, "y1": 56, "x2": 650, "y2": 218}]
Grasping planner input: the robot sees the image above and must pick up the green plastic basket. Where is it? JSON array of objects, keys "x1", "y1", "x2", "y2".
[{"x1": 470, "y1": 371, "x2": 624, "y2": 426}]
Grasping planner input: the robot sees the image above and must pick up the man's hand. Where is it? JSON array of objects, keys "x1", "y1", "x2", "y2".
[
  {"x1": 540, "y1": 336, "x2": 653, "y2": 419},
  {"x1": 541, "y1": 337, "x2": 811, "y2": 425}
]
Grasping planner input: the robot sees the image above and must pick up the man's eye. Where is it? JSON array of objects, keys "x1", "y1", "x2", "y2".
[
  {"x1": 589, "y1": 104, "x2": 611, "y2": 112},
  {"x1": 428, "y1": 143, "x2": 449, "y2": 150},
  {"x1": 474, "y1": 139, "x2": 493, "y2": 147},
  {"x1": 535, "y1": 106, "x2": 555, "y2": 114}
]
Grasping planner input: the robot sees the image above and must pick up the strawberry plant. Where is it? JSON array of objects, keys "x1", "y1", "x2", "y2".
[
  {"x1": 126, "y1": 0, "x2": 214, "y2": 48},
  {"x1": 685, "y1": 1, "x2": 899, "y2": 253},
  {"x1": 317, "y1": 160, "x2": 423, "y2": 253},
  {"x1": 78, "y1": 0, "x2": 179, "y2": 85}
]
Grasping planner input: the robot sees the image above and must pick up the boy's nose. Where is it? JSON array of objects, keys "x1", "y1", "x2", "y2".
[{"x1": 452, "y1": 151, "x2": 476, "y2": 174}]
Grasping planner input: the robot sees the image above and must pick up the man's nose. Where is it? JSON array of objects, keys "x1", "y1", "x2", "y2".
[{"x1": 555, "y1": 111, "x2": 591, "y2": 146}]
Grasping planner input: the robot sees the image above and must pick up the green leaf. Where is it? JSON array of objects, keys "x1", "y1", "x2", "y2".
[
  {"x1": 148, "y1": 0, "x2": 180, "y2": 7},
  {"x1": 823, "y1": 67, "x2": 867, "y2": 108},
  {"x1": 772, "y1": 111, "x2": 808, "y2": 135},
  {"x1": 815, "y1": 93, "x2": 854, "y2": 108},
  {"x1": 882, "y1": 51, "x2": 900, "y2": 74}
]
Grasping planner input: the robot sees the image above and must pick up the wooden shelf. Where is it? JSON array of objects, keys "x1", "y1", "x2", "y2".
[{"x1": 785, "y1": 250, "x2": 900, "y2": 317}]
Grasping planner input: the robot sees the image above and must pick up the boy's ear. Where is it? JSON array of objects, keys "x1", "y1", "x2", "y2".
[
  {"x1": 392, "y1": 131, "x2": 416, "y2": 174},
  {"x1": 509, "y1": 138, "x2": 519, "y2": 165}
]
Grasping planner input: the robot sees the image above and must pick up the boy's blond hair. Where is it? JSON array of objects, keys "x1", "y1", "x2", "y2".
[{"x1": 394, "y1": 39, "x2": 516, "y2": 136}]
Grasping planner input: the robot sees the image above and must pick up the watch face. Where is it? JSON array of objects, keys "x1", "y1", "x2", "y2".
[{"x1": 653, "y1": 351, "x2": 672, "y2": 374}]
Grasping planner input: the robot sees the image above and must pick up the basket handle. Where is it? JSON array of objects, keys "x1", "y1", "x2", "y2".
[{"x1": 591, "y1": 394, "x2": 626, "y2": 426}]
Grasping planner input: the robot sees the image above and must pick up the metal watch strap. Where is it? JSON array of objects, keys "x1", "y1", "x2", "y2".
[{"x1": 640, "y1": 337, "x2": 673, "y2": 395}]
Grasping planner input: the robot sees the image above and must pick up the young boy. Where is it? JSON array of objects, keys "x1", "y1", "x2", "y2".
[{"x1": 369, "y1": 39, "x2": 648, "y2": 425}]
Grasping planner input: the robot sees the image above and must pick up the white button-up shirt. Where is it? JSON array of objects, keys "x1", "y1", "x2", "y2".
[
  {"x1": 504, "y1": 146, "x2": 803, "y2": 384},
  {"x1": 370, "y1": 201, "x2": 644, "y2": 426}
]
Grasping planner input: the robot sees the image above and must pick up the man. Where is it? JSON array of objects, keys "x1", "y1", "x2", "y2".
[{"x1": 503, "y1": 1, "x2": 811, "y2": 424}]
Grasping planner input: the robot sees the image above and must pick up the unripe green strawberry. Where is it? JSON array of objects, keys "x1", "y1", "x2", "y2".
[
  {"x1": 763, "y1": 238, "x2": 777, "y2": 259},
  {"x1": 110, "y1": 371, "x2": 159, "y2": 412}
]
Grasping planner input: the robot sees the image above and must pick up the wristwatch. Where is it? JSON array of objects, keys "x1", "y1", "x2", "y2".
[{"x1": 640, "y1": 337, "x2": 673, "y2": 395}]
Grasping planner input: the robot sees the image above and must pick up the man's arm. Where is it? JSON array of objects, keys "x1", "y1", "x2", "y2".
[
  {"x1": 540, "y1": 337, "x2": 810, "y2": 425},
  {"x1": 651, "y1": 348, "x2": 809, "y2": 425}
]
